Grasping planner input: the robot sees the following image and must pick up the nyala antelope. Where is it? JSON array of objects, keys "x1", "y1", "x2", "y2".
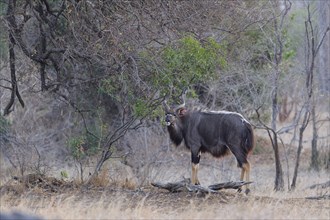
[{"x1": 163, "y1": 94, "x2": 254, "y2": 194}]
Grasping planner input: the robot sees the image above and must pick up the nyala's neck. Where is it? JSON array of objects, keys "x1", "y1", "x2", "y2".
[{"x1": 167, "y1": 123, "x2": 183, "y2": 146}]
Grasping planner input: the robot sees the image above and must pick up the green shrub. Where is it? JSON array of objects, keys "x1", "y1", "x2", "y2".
[
  {"x1": 67, "y1": 132, "x2": 100, "y2": 161},
  {"x1": 0, "y1": 115, "x2": 10, "y2": 142}
]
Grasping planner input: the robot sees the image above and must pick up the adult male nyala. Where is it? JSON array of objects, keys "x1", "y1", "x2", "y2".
[{"x1": 163, "y1": 96, "x2": 255, "y2": 194}]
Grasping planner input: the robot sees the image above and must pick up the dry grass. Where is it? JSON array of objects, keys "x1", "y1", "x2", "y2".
[
  {"x1": 0, "y1": 188, "x2": 329, "y2": 220},
  {"x1": 1, "y1": 133, "x2": 329, "y2": 220},
  {"x1": 1, "y1": 164, "x2": 329, "y2": 220}
]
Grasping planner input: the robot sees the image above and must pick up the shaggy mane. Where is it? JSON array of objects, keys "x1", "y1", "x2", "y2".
[{"x1": 167, "y1": 124, "x2": 183, "y2": 146}]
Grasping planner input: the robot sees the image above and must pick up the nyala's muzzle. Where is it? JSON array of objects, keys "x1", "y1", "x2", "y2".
[{"x1": 165, "y1": 113, "x2": 176, "y2": 126}]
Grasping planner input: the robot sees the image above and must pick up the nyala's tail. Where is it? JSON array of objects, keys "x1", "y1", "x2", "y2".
[{"x1": 244, "y1": 122, "x2": 255, "y2": 155}]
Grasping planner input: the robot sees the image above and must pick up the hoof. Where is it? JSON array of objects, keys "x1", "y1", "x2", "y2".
[
  {"x1": 237, "y1": 187, "x2": 242, "y2": 193},
  {"x1": 245, "y1": 188, "x2": 251, "y2": 195}
]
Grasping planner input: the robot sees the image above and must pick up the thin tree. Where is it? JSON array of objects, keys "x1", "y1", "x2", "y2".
[
  {"x1": 257, "y1": 0, "x2": 292, "y2": 191},
  {"x1": 310, "y1": 1, "x2": 330, "y2": 171},
  {"x1": 3, "y1": 0, "x2": 25, "y2": 115},
  {"x1": 291, "y1": 4, "x2": 329, "y2": 189}
]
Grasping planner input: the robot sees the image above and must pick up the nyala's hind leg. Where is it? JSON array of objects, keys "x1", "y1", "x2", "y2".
[{"x1": 239, "y1": 162, "x2": 251, "y2": 194}]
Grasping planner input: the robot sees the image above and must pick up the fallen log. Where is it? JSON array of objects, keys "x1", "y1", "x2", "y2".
[
  {"x1": 151, "y1": 179, "x2": 190, "y2": 193},
  {"x1": 305, "y1": 193, "x2": 330, "y2": 200},
  {"x1": 151, "y1": 178, "x2": 253, "y2": 193},
  {"x1": 308, "y1": 181, "x2": 330, "y2": 189},
  {"x1": 208, "y1": 181, "x2": 253, "y2": 191}
]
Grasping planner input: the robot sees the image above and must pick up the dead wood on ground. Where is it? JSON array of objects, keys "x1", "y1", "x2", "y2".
[
  {"x1": 151, "y1": 178, "x2": 253, "y2": 193},
  {"x1": 308, "y1": 180, "x2": 330, "y2": 189},
  {"x1": 305, "y1": 194, "x2": 330, "y2": 200}
]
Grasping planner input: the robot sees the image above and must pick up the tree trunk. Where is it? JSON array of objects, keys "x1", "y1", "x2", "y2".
[
  {"x1": 4, "y1": 0, "x2": 25, "y2": 115},
  {"x1": 273, "y1": 132, "x2": 284, "y2": 191},
  {"x1": 37, "y1": 4, "x2": 47, "y2": 91},
  {"x1": 291, "y1": 123, "x2": 307, "y2": 189},
  {"x1": 271, "y1": 70, "x2": 284, "y2": 191},
  {"x1": 88, "y1": 148, "x2": 113, "y2": 183},
  {"x1": 79, "y1": 161, "x2": 84, "y2": 183},
  {"x1": 317, "y1": 1, "x2": 330, "y2": 94},
  {"x1": 310, "y1": 103, "x2": 319, "y2": 170}
]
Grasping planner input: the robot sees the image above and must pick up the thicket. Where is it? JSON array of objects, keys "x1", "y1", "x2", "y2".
[{"x1": 0, "y1": 0, "x2": 329, "y2": 190}]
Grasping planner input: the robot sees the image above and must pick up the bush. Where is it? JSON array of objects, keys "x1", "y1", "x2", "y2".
[{"x1": 0, "y1": 115, "x2": 10, "y2": 145}]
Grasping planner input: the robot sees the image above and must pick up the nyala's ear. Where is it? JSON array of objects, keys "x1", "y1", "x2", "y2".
[{"x1": 178, "y1": 108, "x2": 187, "y2": 117}]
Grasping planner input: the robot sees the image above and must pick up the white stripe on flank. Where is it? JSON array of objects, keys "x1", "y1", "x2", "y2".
[{"x1": 201, "y1": 110, "x2": 251, "y2": 125}]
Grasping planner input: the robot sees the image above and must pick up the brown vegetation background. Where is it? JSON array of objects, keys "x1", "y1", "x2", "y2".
[{"x1": 0, "y1": 0, "x2": 329, "y2": 219}]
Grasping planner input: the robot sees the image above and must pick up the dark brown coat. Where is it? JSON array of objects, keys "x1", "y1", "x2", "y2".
[{"x1": 164, "y1": 104, "x2": 254, "y2": 193}]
